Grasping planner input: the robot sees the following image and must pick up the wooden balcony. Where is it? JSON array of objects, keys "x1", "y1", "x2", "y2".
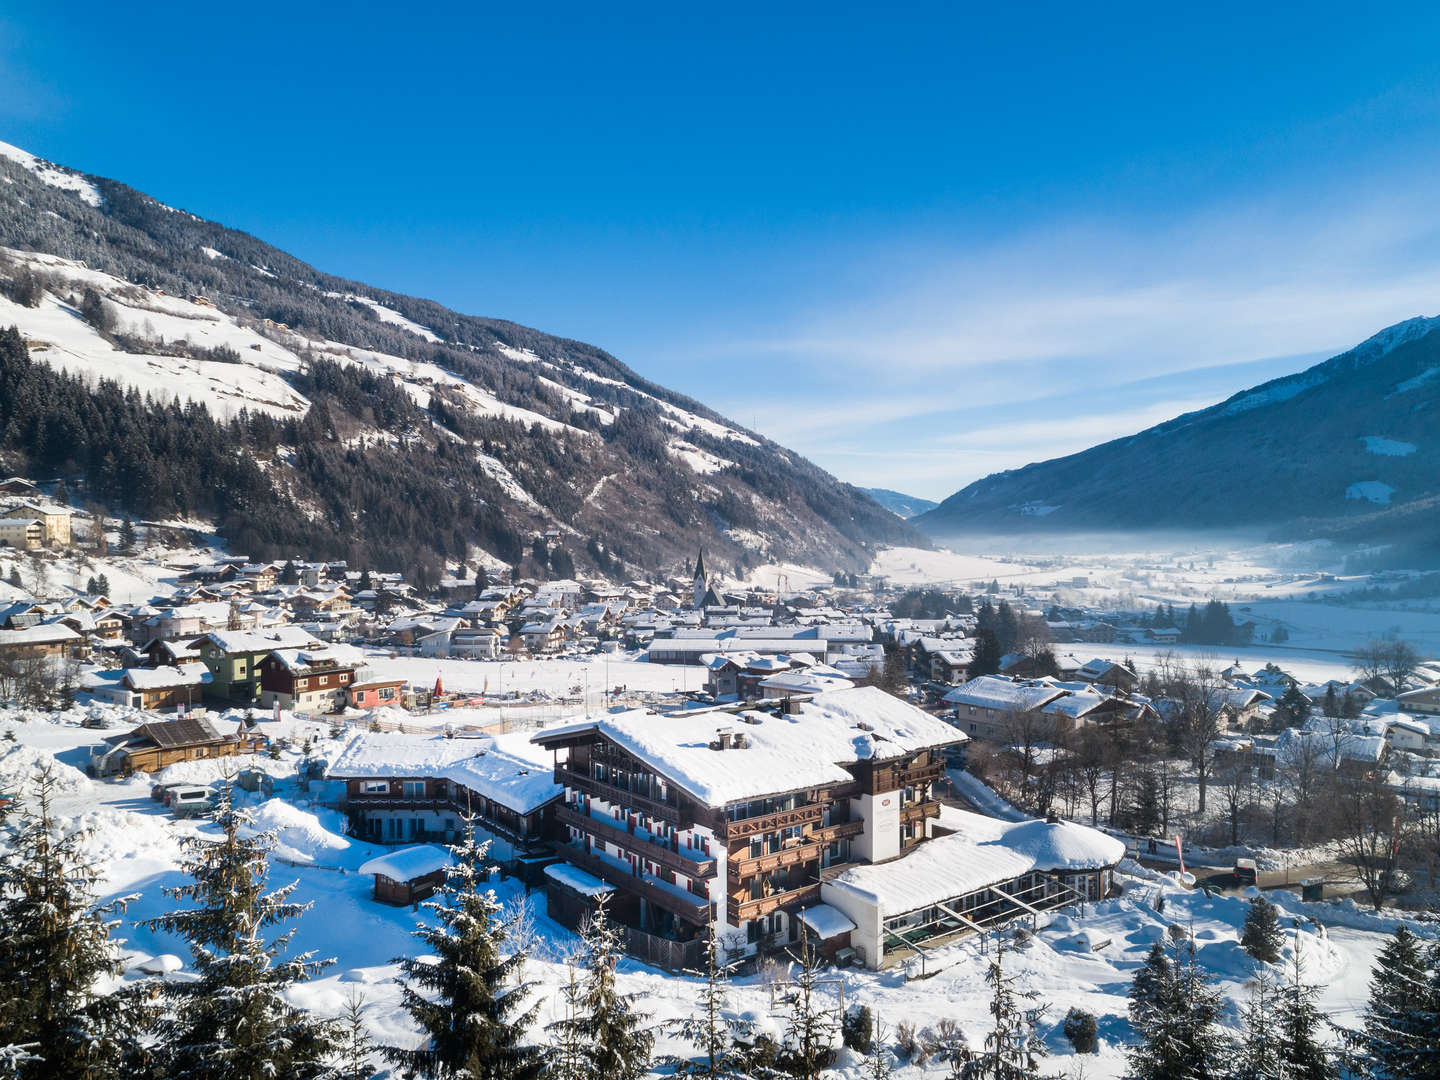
[
  {"x1": 557, "y1": 767, "x2": 694, "y2": 829},
  {"x1": 560, "y1": 843, "x2": 712, "y2": 926},
  {"x1": 891, "y1": 760, "x2": 944, "y2": 787},
  {"x1": 555, "y1": 803, "x2": 716, "y2": 878},
  {"x1": 732, "y1": 883, "x2": 823, "y2": 921},
  {"x1": 342, "y1": 795, "x2": 456, "y2": 814},
  {"x1": 724, "y1": 802, "x2": 824, "y2": 842},
  {"x1": 728, "y1": 819, "x2": 863, "y2": 881},
  {"x1": 900, "y1": 798, "x2": 941, "y2": 825}
]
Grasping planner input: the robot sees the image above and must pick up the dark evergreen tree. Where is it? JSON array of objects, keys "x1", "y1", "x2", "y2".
[
  {"x1": 1271, "y1": 686, "x2": 1311, "y2": 732},
  {"x1": 546, "y1": 897, "x2": 653, "y2": 1080},
  {"x1": 7, "y1": 567, "x2": 20, "y2": 588},
  {"x1": 385, "y1": 817, "x2": 542, "y2": 1079},
  {"x1": 142, "y1": 785, "x2": 338, "y2": 1079},
  {"x1": 1274, "y1": 947, "x2": 1337, "y2": 1080},
  {"x1": 280, "y1": 559, "x2": 299, "y2": 585},
  {"x1": 970, "y1": 629, "x2": 1003, "y2": 678},
  {"x1": 474, "y1": 564, "x2": 488, "y2": 596},
  {"x1": 1133, "y1": 770, "x2": 1162, "y2": 836},
  {"x1": 0, "y1": 766, "x2": 153, "y2": 1079},
  {"x1": 118, "y1": 515, "x2": 136, "y2": 552},
  {"x1": 358, "y1": 568, "x2": 372, "y2": 591},
  {"x1": 957, "y1": 937, "x2": 1048, "y2": 1078},
  {"x1": 95, "y1": 573, "x2": 110, "y2": 596},
  {"x1": 778, "y1": 934, "x2": 839, "y2": 1080},
  {"x1": 667, "y1": 928, "x2": 756, "y2": 1077},
  {"x1": 1126, "y1": 939, "x2": 1232, "y2": 1080},
  {"x1": 1359, "y1": 926, "x2": 1437, "y2": 1080},
  {"x1": 1241, "y1": 895, "x2": 1284, "y2": 964},
  {"x1": 1323, "y1": 685, "x2": 1340, "y2": 718}
]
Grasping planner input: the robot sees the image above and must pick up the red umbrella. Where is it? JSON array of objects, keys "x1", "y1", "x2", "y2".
[{"x1": 433, "y1": 673, "x2": 443, "y2": 698}]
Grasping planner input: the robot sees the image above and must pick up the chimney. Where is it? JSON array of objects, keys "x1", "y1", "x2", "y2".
[{"x1": 715, "y1": 728, "x2": 733, "y2": 750}]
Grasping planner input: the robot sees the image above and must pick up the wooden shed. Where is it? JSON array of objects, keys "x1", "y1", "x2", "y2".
[{"x1": 357, "y1": 845, "x2": 453, "y2": 905}]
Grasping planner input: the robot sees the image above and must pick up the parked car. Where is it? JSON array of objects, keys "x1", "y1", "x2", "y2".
[
  {"x1": 1234, "y1": 858, "x2": 1258, "y2": 885},
  {"x1": 151, "y1": 781, "x2": 188, "y2": 804}
]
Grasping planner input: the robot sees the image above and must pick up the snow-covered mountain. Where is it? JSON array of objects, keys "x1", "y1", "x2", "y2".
[
  {"x1": 0, "y1": 140, "x2": 922, "y2": 576},
  {"x1": 861, "y1": 488, "x2": 938, "y2": 519},
  {"x1": 914, "y1": 316, "x2": 1440, "y2": 563}
]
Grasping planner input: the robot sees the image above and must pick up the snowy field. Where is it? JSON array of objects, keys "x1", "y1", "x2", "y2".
[{"x1": 1, "y1": 704, "x2": 1424, "y2": 1079}]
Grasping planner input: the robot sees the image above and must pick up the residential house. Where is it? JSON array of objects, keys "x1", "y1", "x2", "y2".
[
  {"x1": 85, "y1": 663, "x2": 210, "y2": 710},
  {"x1": 1074, "y1": 658, "x2": 1139, "y2": 693},
  {"x1": 942, "y1": 677, "x2": 1068, "y2": 741},
  {"x1": 0, "y1": 623, "x2": 80, "y2": 660},
  {"x1": 90, "y1": 716, "x2": 267, "y2": 776},
  {"x1": 347, "y1": 676, "x2": 407, "y2": 711},
  {"x1": 0, "y1": 516, "x2": 43, "y2": 550},
  {"x1": 520, "y1": 619, "x2": 566, "y2": 653},
  {"x1": 6, "y1": 502, "x2": 72, "y2": 546},
  {"x1": 257, "y1": 645, "x2": 364, "y2": 712},
  {"x1": 190, "y1": 626, "x2": 320, "y2": 704}
]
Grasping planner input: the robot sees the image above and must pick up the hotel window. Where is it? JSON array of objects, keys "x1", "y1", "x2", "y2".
[
  {"x1": 403, "y1": 781, "x2": 426, "y2": 798},
  {"x1": 362, "y1": 781, "x2": 388, "y2": 794}
]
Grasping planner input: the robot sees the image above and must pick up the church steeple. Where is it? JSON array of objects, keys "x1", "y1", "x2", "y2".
[{"x1": 692, "y1": 548, "x2": 708, "y2": 609}]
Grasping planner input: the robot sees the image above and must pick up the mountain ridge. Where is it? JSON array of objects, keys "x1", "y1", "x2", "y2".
[
  {"x1": 914, "y1": 314, "x2": 1440, "y2": 564},
  {"x1": 0, "y1": 140, "x2": 924, "y2": 577}
]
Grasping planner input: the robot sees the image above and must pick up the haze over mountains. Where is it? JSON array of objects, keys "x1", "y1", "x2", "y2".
[
  {"x1": 861, "y1": 488, "x2": 938, "y2": 519},
  {"x1": 0, "y1": 141, "x2": 922, "y2": 577},
  {"x1": 914, "y1": 315, "x2": 1440, "y2": 564}
]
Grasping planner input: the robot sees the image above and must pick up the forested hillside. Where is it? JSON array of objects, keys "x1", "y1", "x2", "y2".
[{"x1": 0, "y1": 142, "x2": 922, "y2": 576}]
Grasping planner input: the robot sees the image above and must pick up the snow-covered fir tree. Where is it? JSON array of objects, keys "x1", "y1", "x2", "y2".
[
  {"x1": 1235, "y1": 966, "x2": 1287, "y2": 1080},
  {"x1": 142, "y1": 783, "x2": 338, "y2": 1080},
  {"x1": 667, "y1": 927, "x2": 756, "y2": 1077},
  {"x1": 1273, "y1": 946, "x2": 1337, "y2": 1080},
  {"x1": 0, "y1": 766, "x2": 153, "y2": 1080},
  {"x1": 1126, "y1": 937, "x2": 1233, "y2": 1080},
  {"x1": 1357, "y1": 926, "x2": 1439, "y2": 1080},
  {"x1": 955, "y1": 935, "x2": 1048, "y2": 1080},
  {"x1": 778, "y1": 933, "x2": 839, "y2": 1080},
  {"x1": 1241, "y1": 895, "x2": 1284, "y2": 964},
  {"x1": 335, "y1": 989, "x2": 378, "y2": 1080},
  {"x1": 546, "y1": 896, "x2": 654, "y2": 1080},
  {"x1": 386, "y1": 815, "x2": 543, "y2": 1080},
  {"x1": 543, "y1": 962, "x2": 590, "y2": 1079}
]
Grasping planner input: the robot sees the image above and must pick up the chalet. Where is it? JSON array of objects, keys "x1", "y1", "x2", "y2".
[
  {"x1": 0, "y1": 623, "x2": 80, "y2": 660},
  {"x1": 0, "y1": 517, "x2": 43, "y2": 550},
  {"x1": 328, "y1": 731, "x2": 560, "y2": 870},
  {"x1": 85, "y1": 663, "x2": 210, "y2": 710},
  {"x1": 190, "y1": 626, "x2": 320, "y2": 704},
  {"x1": 520, "y1": 619, "x2": 565, "y2": 653},
  {"x1": 90, "y1": 716, "x2": 266, "y2": 776},
  {"x1": 1397, "y1": 686, "x2": 1440, "y2": 716},
  {"x1": 256, "y1": 645, "x2": 363, "y2": 712},
  {"x1": 531, "y1": 685, "x2": 965, "y2": 970},
  {"x1": 0, "y1": 477, "x2": 39, "y2": 496},
  {"x1": 347, "y1": 676, "x2": 407, "y2": 710},
  {"x1": 930, "y1": 648, "x2": 972, "y2": 684},
  {"x1": 822, "y1": 807, "x2": 1124, "y2": 969},
  {"x1": 358, "y1": 846, "x2": 452, "y2": 905},
  {"x1": 1074, "y1": 658, "x2": 1139, "y2": 692},
  {"x1": 450, "y1": 626, "x2": 503, "y2": 659},
  {"x1": 942, "y1": 677, "x2": 1068, "y2": 741}
]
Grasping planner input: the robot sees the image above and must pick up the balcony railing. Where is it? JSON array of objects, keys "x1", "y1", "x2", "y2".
[
  {"x1": 555, "y1": 803, "x2": 716, "y2": 878},
  {"x1": 728, "y1": 819, "x2": 863, "y2": 881},
  {"x1": 891, "y1": 760, "x2": 944, "y2": 787},
  {"x1": 560, "y1": 844, "x2": 712, "y2": 926},
  {"x1": 558, "y1": 767, "x2": 694, "y2": 828},
  {"x1": 342, "y1": 795, "x2": 455, "y2": 814},
  {"x1": 900, "y1": 799, "x2": 942, "y2": 824},
  {"x1": 732, "y1": 883, "x2": 824, "y2": 921},
  {"x1": 724, "y1": 803, "x2": 824, "y2": 842}
]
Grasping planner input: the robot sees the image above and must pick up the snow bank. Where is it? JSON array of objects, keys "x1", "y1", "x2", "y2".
[
  {"x1": 244, "y1": 799, "x2": 352, "y2": 865},
  {"x1": 0, "y1": 741, "x2": 94, "y2": 796}
]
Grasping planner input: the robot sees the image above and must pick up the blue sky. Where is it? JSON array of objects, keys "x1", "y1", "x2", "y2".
[{"x1": 8, "y1": 3, "x2": 1440, "y2": 498}]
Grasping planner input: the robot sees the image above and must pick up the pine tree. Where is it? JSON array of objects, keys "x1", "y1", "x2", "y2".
[
  {"x1": 1133, "y1": 770, "x2": 1162, "y2": 835},
  {"x1": 1126, "y1": 938, "x2": 1232, "y2": 1080},
  {"x1": 1359, "y1": 925, "x2": 1437, "y2": 1080},
  {"x1": 1273, "y1": 945, "x2": 1337, "y2": 1080},
  {"x1": 958, "y1": 936, "x2": 1047, "y2": 1079},
  {"x1": 386, "y1": 816, "x2": 542, "y2": 1079},
  {"x1": 1234, "y1": 966, "x2": 1287, "y2": 1080},
  {"x1": 280, "y1": 559, "x2": 299, "y2": 585},
  {"x1": 547, "y1": 897, "x2": 653, "y2": 1080},
  {"x1": 336, "y1": 989, "x2": 378, "y2": 1080},
  {"x1": 667, "y1": 928, "x2": 755, "y2": 1077},
  {"x1": 1241, "y1": 895, "x2": 1284, "y2": 964},
  {"x1": 95, "y1": 573, "x2": 109, "y2": 596},
  {"x1": 143, "y1": 784, "x2": 338, "y2": 1079},
  {"x1": 0, "y1": 766, "x2": 153, "y2": 1079},
  {"x1": 7, "y1": 567, "x2": 19, "y2": 588},
  {"x1": 543, "y1": 963, "x2": 590, "y2": 1079},
  {"x1": 474, "y1": 564, "x2": 488, "y2": 596},
  {"x1": 778, "y1": 934, "x2": 839, "y2": 1080},
  {"x1": 118, "y1": 515, "x2": 136, "y2": 552}
]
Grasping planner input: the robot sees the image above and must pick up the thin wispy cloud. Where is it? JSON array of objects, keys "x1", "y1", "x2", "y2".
[{"x1": 704, "y1": 182, "x2": 1440, "y2": 498}]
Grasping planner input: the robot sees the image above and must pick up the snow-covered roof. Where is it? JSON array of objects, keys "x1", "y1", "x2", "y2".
[
  {"x1": 798, "y1": 903, "x2": 856, "y2": 939},
  {"x1": 825, "y1": 807, "x2": 1124, "y2": 915},
  {"x1": 758, "y1": 671, "x2": 855, "y2": 695},
  {"x1": 0, "y1": 624, "x2": 79, "y2": 645},
  {"x1": 535, "y1": 685, "x2": 964, "y2": 807},
  {"x1": 358, "y1": 845, "x2": 452, "y2": 882},
  {"x1": 265, "y1": 643, "x2": 367, "y2": 672},
  {"x1": 329, "y1": 731, "x2": 560, "y2": 815},
  {"x1": 544, "y1": 862, "x2": 616, "y2": 897},
  {"x1": 200, "y1": 626, "x2": 319, "y2": 653},
  {"x1": 942, "y1": 676, "x2": 1066, "y2": 713}
]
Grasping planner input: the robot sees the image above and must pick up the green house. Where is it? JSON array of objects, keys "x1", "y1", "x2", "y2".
[{"x1": 190, "y1": 627, "x2": 319, "y2": 704}]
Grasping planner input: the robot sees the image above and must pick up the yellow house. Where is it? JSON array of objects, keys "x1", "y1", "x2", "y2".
[
  {"x1": 0, "y1": 516, "x2": 44, "y2": 550},
  {"x1": 12, "y1": 502, "x2": 72, "y2": 546}
]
